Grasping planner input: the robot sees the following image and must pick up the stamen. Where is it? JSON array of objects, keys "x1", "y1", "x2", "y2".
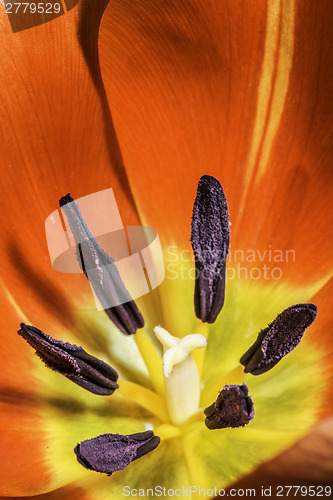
[
  {"x1": 18, "y1": 323, "x2": 118, "y2": 395},
  {"x1": 204, "y1": 384, "x2": 254, "y2": 429},
  {"x1": 74, "y1": 430, "x2": 160, "y2": 475},
  {"x1": 240, "y1": 303, "x2": 317, "y2": 375},
  {"x1": 117, "y1": 380, "x2": 169, "y2": 423},
  {"x1": 59, "y1": 194, "x2": 144, "y2": 335},
  {"x1": 154, "y1": 326, "x2": 207, "y2": 425},
  {"x1": 191, "y1": 175, "x2": 230, "y2": 323}
]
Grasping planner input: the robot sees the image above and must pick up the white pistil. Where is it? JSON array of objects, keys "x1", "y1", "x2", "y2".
[{"x1": 153, "y1": 326, "x2": 207, "y2": 425}]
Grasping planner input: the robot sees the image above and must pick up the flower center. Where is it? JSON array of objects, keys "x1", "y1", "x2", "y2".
[{"x1": 153, "y1": 326, "x2": 207, "y2": 425}]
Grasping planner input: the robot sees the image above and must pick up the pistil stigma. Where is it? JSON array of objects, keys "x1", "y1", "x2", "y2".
[{"x1": 153, "y1": 326, "x2": 207, "y2": 425}]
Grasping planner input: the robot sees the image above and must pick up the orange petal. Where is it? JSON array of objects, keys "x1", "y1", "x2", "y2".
[
  {"x1": 307, "y1": 278, "x2": 333, "y2": 418},
  {"x1": 0, "y1": 4, "x2": 139, "y2": 495},
  {"x1": 227, "y1": 417, "x2": 333, "y2": 496},
  {"x1": 99, "y1": 0, "x2": 333, "y2": 283},
  {"x1": 0, "y1": 2, "x2": 140, "y2": 328},
  {"x1": 0, "y1": 286, "x2": 52, "y2": 495},
  {"x1": 260, "y1": 416, "x2": 333, "y2": 483},
  {"x1": 0, "y1": 407, "x2": 52, "y2": 496},
  {"x1": 233, "y1": 1, "x2": 333, "y2": 283},
  {"x1": 1, "y1": 484, "x2": 91, "y2": 500},
  {"x1": 98, "y1": 0, "x2": 268, "y2": 244},
  {"x1": 0, "y1": 1, "x2": 137, "y2": 217}
]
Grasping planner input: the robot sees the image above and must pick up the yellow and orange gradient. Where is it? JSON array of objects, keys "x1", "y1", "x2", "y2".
[{"x1": 0, "y1": 0, "x2": 332, "y2": 498}]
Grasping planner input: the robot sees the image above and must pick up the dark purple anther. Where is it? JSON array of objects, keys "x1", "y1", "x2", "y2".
[
  {"x1": 204, "y1": 384, "x2": 254, "y2": 430},
  {"x1": 18, "y1": 323, "x2": 119, "y2": 395},
  {"x1": 59, "y1": 194, "x2": 144, "y2": 335},
  {"x1": 191, "y1": 176, "x2": 230, "y2": 323},
  {"x1": 240, "y1": 303, "x2": 317, "y2": 375},
  {"x1": 74, "y1": 430, "x2": 160, "y2": 475}
]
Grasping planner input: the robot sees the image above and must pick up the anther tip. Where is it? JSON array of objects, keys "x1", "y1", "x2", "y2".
[
  {"x1": 240, "y1": 303, "x2": 318, "y2": 375},
  {"x1": 204, "y1": 384, "x2": 254, "y2": 429},
  {"x1": 59, "y1": 193, "x2": 74, "y2": 207},
  {"x1": 198, "y1": 175, "x2": 222, "y2": 189},
  {"x1": 74, "y1": 431, "x2": 160, "y2": 475},
  {"x1": 191, "y1": 175, "x2": 230, "y2": 324}
]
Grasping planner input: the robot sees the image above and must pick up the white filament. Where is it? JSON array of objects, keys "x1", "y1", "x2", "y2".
[{"x1": 153, "y1": 326, "x2": 207, "y2": 425}]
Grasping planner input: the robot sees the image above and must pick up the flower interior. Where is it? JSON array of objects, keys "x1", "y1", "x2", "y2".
[{"x1": 16, "y1": 175, "x2": 326, "y2": 498}]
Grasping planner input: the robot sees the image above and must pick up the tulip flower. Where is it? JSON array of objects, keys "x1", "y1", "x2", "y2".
[{"x1": 0, "y1": 1, "x2": 332, "y2": 499}]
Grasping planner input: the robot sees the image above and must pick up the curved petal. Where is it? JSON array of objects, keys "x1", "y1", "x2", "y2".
[
  {"x1": 1, "y1": 0, "x2": 333, "y2": 496},
  {"x1": 98, "y1": 0, "x2": 268, "y2": 243},
  {"x1": 0, "y1": 1, "x2": 140, "y2": 332},
  {"x1": 226, "y1": 417, "x2": 333, "y2": 496},
  {"x1": 1, "y1": 484, "x2": 92, "y2": 500},
  {"x1": 0, "y1": 3, "x2": 142, "y2": 495},
  {"x1": 304, "y1": 278, "x2": 333, "y2": 418},
  {"x1": 0, "y1": 282, "x2": 156, "y2": 496},
  {"x1": 1, "y1": 256, "x2": 331, "y2": 497},
  {"x1": 233, "y1": 0, "x2": 333, "y2": 282},
  {"x1": 0, "y1": 286, "x2": 54, "y2": 496},
  {"x1": 99, "y1": 0, "x2": 333, "y2": 285},
  {"x1": 179, "y1": 322, "x2": 326, "y2": 495},
  {"x1": 260, "y1": 417, "x2": 333, "y2": 483}
]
